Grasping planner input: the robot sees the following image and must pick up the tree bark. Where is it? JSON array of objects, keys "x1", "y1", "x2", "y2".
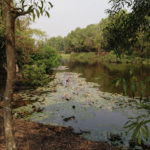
[{"x1": 3, "y1": 1, "x2": 17, "y2": 150}]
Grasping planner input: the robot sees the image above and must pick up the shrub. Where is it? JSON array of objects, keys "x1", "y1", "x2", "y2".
[
  {"x1": 22, "y1": 46, "x2": 60, "y2": 86},
  {"x1": 29, "y1": 46, "x2": 60, "y2": 73},
  {"x1": 22, "y1": 64, "x2": 50, "y2": 86}
]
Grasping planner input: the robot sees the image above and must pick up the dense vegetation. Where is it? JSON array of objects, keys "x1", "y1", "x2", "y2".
[
  {"x1": 47, "y1": 0, "x2": 150, "y2": 145},
  {"x1": 22, "y1": 45, "x2": 60, "y2": 86},
  {"x1": 0, "y1": 0, "x2": 149, "y2": 149},
  {"x1": 0, "y1": 17, "x2": 60, "y2": 87},
  {"x1": 48, "y1": 10, "x2": 149, "y2": 58}
]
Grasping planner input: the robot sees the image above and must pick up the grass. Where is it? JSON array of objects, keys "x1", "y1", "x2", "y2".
[
  {"x1": 60, "y1": 53, "x2": 71, "y2": 60},
  {"x1": 61, "y1": 52, "x2": 150, "y2": 65}
]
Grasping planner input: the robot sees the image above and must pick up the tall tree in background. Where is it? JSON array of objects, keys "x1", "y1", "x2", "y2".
[
  {"x1": 107, "y1": 0, "x2": 150, "y2": 54},
  {"x1": 0, "y1": 0, "x2": 52, "y2": 149},
  {"x1": 108, "y1": 0, "x2": 150, "y2": 25},
  {"x1": 102, "y1": 10, "x2": 132, "y2": 54}
]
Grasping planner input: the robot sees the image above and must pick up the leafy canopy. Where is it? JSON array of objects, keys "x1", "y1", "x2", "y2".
[
  {"x1": 107, "y1": 0, "x2": 150, "y2": 35},
  {"x1": 0, "y1": 0, "x2": 53, "y2": 20}
]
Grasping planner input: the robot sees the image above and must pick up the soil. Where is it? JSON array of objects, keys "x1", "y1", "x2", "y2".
[{"x1": 0, "y1": 116, "x2": 120, "y2": 150}]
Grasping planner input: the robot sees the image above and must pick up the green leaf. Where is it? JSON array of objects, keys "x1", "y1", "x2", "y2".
[
  {"x1": 48, "y1": 2, "x2": 53, "y2": 8},
  {"x1": 45, "y1": 11, "x2": 50, "y2": 18},
  {"x1": 32, "y1": 12, "x2": 36, "y2": 21},
  {"x1": 28, "y1": 5, "x2": 34, "y2": 11},
  {"x1": 41, "y1": 1, "x2": 44, "y2": 8},
  {"x1": 36, "y1": 9, "x2": 40, "y2": 18},
  {"x1": 38, "y1": 6, "x2": 43, "y2": 14},
  {"x1": 115, "y1": 78, "x2": 121, "y2": 87}
]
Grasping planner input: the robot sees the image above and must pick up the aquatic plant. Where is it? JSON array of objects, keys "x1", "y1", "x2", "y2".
[
  {"x1": 115, "y1": 70, "x2": 150, "y2": 99},
  {"x1": 124, "y1": 108, "x2": 150, "y2": 145},
  {"x1": 114, "y1": 69, "x2": 150, "y2": 145}
]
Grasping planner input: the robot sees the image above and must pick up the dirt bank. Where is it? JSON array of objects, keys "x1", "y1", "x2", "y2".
[{"x1": 0, "y1": 117, "x2": 120, "y2": 150}]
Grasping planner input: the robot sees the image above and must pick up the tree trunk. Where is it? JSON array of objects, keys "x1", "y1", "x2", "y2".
[{"x1": 3, "y1": 1, "x2": 17, "y2": 150}]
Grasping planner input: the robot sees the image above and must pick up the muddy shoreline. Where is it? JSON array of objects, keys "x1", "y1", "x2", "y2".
[
  {"x1": 0, "y1": 70, "x2": 122, "y2": 150},
  {"x1": 0, "y1": 117, "x2": 121, "y2": 150},
  {"x1": 1, "y1": 70, "x2": 149, "y2": 150}
]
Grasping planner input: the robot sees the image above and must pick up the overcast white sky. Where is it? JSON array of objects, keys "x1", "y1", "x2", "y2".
[{"x1": 31, "y1": 0, "x2": 109, "y2": 38}]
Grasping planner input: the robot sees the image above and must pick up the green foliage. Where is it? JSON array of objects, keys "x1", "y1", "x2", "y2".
[
  {"x1": 0, "y1": 4, "x2": 59, "y2": 87},
  {"x1": 46, "y1": 0, "x2": 149, "y2": 58},
  {"x1": 48, "y1": 20, "x2": 109, "y2": 53},
  {"x1": 115, "y1": 70, "x2": 150, "y2": 145},
  {"x1": 14, "y1": 0, "x2": 53, "y2": 19},
  {"x1": 124, "y1": 102, "x2": 150, "y2": 145},
  {"x1": 66, "y1": 52, "x2": 150, "y2": 65},
  {"x1": 0, "y1": 0, "x2": 53, "y2": 26},
  {"x1": 16, "y1": 20, "x2": 36, "y2": 68},
  {"x1": 48, "y1": 36, "x2": 65, "y2": 51},
  {"x1": 108, "y1": 0, "x2": 150, "y2": 26},
  {"x1": 115, "y1": 78, "x2": 127, "y2": 95},
  {"x1": 22, "y1": 46, "x2": 60, "y2": 86},
  {"x1": 64, "y1": 23, "x2": 108, "y2": 53},
  {"x1": 0, "y1": 0, "x2": 53, "y2": 67},
  {"x1": 15, "y1": 18, "x2": 48, "y2": 69},
  {"x1": 22, "y1": 64, "x2": 49, "y2": 86},
  {"x1": 138, "y1": 104, "x2": 150, "y2": 113},
  {"x1": 29, "y1": 46, "x2": 60, "y2": 73},
  {"x1": 102, "y1": 10, "x2": 132, "y2": 54},
  {"x1": 49, "y1": 10, "x2": 149, "y2": 58},
  {"x1": 115, "y1": 70, "x2": 150, "y2": 98},
  {"x1": 125, "y1": 116, "x2": 150, "y2": 145},
  {"x1": 106, "y1": 0, "x2": 150, "y2": 56}
]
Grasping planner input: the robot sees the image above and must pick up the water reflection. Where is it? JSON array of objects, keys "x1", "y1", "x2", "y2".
[
  {"x1": 29, "y1": 97, "x2": 150, "y2": 148},
  {"x1": 65, "y1": 61, "x2": 150, "y2": 98},
  {"x1": 62, "y1": 61, "x2": 150, "y2": 148},
  {"x1": 15, "y1": 61, "x2": 150, "y2": 149},
  {"x1": 30, "y1": 101, "x2": 137, "y2": 146}
]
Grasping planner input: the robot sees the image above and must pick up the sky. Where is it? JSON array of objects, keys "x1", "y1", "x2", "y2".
[{"x1": 31, "y1": 0, "x2": 110, "y2": 38}]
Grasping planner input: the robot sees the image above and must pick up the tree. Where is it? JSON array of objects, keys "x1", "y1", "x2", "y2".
[
  {"x1": 102, "y1": 10, "x2": 132, "y2": 54},
  {"x1": 103, "y1": 0, "x2": 150, "y2": 55},
  {"x1": 107, "y1": 1, "x2": 150, "y2": 144},
  {"x1": 48, "y1": 36, "x2": 65, "y2": 52},
  {"x1": 107, "y1": 0, "x2": 150, "y2": 51},
  {"x1": 16, "y1": 18, "x2": 47, "y2": 68},
  {"x1": 108, "y1": 0, "x2": 150, "y2": 23},
  {"x1": 0, "y1": 17, "x2": 6, "y2": 97},
  {"x1": 0, "y1": 0, "x2": 52, "y2": 149}
]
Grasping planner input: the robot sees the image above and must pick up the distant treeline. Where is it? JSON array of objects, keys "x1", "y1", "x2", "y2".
[{"x1": 48, "y1": 10, "x2": 150, "y2": 58}]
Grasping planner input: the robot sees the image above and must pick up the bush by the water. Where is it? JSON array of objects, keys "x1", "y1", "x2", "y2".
[
  {"x1": 23, "y1": 64, "x2": 49, "y2": 86},
  {"x1": 67, "y1": 52, "x2": 150, "y2": 65},
  {"x1": 22, "y1": 46, "x2": 60, "y2": 86},
  {"x1": 29, "y1": 45, "x2": 60, "y2": 73}
]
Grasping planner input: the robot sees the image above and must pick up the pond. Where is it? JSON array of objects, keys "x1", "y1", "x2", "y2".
[
  {"x1": 65, "y1": 61, "x2": 150, "y2": 98},
  {"x1": 15, "y1": 61, "x2": 150, "y2": 149}
]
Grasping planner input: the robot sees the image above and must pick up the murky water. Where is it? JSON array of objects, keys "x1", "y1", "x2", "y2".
[
  {"x1": 65, "y1": 61, "x2": 150, "y2": 98},
  {"x1": 31, "y1": 101, "x2": 139, "y2": 145},
  {"x1": 15, "y1": 61, "x2": 150, "y2": 149}
]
